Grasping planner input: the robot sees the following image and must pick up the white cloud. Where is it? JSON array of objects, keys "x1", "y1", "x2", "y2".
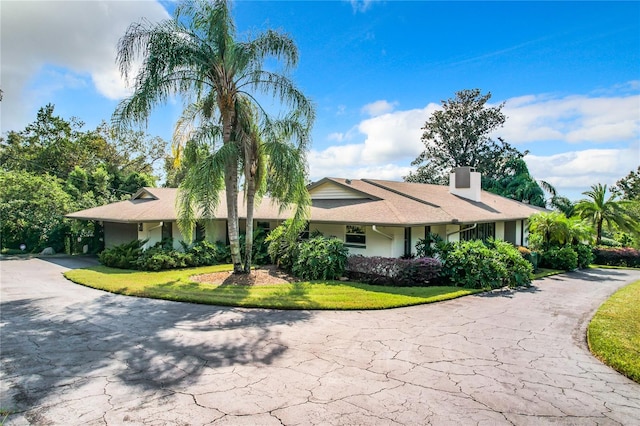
[
  {"x1": 348, "y1": 0, "x2": 376, "y2": 13},
  {"x1": 309, "y1": 86, "x2": 639, "y2": 202},
  {"x1": 0, "y1": 0, "x2": 169, "y2": 131},
  {"x1": 525, "y1": 144, "x2": 640, "y2": 199},
  {"x1": 500, "y1": 91, "x2": 640, "y2": 144},
  {"x1": 361, "y1": 100, "x2": 398, "y2": 117},
  {"x1": 309, "y1": 103, "x2": 438, "y2": 180}
]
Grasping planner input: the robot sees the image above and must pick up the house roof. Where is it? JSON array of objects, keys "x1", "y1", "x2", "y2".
[{"x1": 66, "y1": 178, "x2": 546, "y2": 225}]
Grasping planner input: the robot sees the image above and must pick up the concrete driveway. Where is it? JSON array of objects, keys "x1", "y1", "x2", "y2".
[{"x1": 1, "y1": 257, "x2": 639, "y2": 425}]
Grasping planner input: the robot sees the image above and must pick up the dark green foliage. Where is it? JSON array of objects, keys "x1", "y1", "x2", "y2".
[
  {"x1": 613, "y1": 167, "x2": 640, "y2": 201},
  {"x1": 415, "y1": 233, "x2": 444, "y2": 258},
  {"x1": 182, "y1": 240, "x2": 230, "y2": 266},
  {"x1": 441, "y1": 239, "x2": 532, "y2": 289},
  {"x1": 486, "y1": 239, "x2": 534, "y2": 287},
  {"x1": 0, "y1": 170, "x2": 74, "y2": 252},
  {"x1": 592, "y1": 247, "x2": 640, "y2": 268},
  {"x1": 347, "y1": 256, "x2": 442, "y2": 286},
  {"x1": 240, "y1": 228, "x2": 270, "y2": 266},
  {"x1": 573, "y1": 243, "x2": 595, "y2": 269},
  {"x1": 0, "y1": 104, "x2": 167, "y2": 253},
  {"x1": 406, "y1": 89, "x2": 526, "y2": 185},
  {"x1": 541, "y1": 246, "x2": 578, "y2": 271},
  {"x1": 136, "y1": 245, "x2": 188, "y2": 271},
  {"x1": 98, "y1": 239, "x2": 146, "y2": 269},
  {"x1": 266, "y1": 221, "x2": 300, "y2": 271},
  {"x1": 292, "y1": 237, "x2": 349, "y2": 280}
]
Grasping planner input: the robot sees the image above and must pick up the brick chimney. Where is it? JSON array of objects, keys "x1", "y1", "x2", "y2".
[{"x1": 449, "y1": 167, "x2": 481, "y2": 202}]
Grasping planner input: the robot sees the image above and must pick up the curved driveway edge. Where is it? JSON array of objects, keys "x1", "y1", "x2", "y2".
[{"x1": 1, "y1": 257, "x2": 639, "y2": 425}]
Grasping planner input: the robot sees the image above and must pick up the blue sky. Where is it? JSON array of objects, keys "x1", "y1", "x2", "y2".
[{"x1": 2, "y1": 0, "x2": 639, "y2": 201}]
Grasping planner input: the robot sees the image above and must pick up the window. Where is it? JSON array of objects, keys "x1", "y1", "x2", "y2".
[
  {"x1": 257, "y1": 221, "x2": 271, "y2": 234},
  {"x1": 162, "y1": 222, "x2": 172, "y2": 240},
  {"x1": 345, "y1": 225, "x2": 366, "y2": 247},
  {"x1": 460, "y1": 223, "x2": 495, "y2": 242},
  {"x1": 299, "y1": 222, "x2": 310, "y2": 240}
]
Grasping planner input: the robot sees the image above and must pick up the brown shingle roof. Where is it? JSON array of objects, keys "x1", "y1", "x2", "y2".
[{"x1": 66, "y1": 179, "x2": 545, "y2": 225}]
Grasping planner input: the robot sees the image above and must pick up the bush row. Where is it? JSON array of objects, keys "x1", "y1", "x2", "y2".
[
  {"x1": 441, "y1": 239, "x2": 533, "y2": 289},
  {"x1": 592, "y1": 247, "x2": 640, "y2": 268},
  {"x1": 538, "y1": 243, "x2": 594, "y2": 271},
  {"x1": 346, "y1": 256, "x2": 442, "y2": 286},
  {"x1": 98, "y1": 239, "x2": 231, "y2": 271}
]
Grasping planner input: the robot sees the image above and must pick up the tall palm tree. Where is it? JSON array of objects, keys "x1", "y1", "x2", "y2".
[
  {"x1": 574, "y1": 183, "x2": 640, "y2": 245},
  {"x1": 113, "y1": 0, "x2": 314, "y2": 273}
]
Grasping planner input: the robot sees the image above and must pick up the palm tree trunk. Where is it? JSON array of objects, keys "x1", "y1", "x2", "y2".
[
  {"x1": 596, "y1": 219, "x2": 603, "y2": 245},
  {"x1": 243, "y1": 143, "x2": 257, "y2": 274},
  {"x1": 222, "y1": 107, "x2": 243, "y2": 274},
  {"x1": 225, "y1": 162, "x2": 243, "y2": 274}
]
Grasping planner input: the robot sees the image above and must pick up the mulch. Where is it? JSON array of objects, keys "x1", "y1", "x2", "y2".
[{"x1": 190, "y1": 264, "x2": 299, "y2": 286}]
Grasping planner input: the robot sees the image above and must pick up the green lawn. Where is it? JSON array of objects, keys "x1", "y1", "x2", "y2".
[
  {"x1": 588, "y1": 279, "x2": 640, "y2": 383},
  {"x1": 64, "y1": 265, "x2": 482, "y2": 310}
]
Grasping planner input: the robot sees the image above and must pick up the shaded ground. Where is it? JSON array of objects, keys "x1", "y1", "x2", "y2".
[{"x1": 1, "y1": 257, "x2": 639, "y2": 425}]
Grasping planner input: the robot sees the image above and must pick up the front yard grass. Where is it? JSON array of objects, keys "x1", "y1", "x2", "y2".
[
  {"x1": 64, "y1": 265, "x2": 482, "y2": 310},
  {"x1": 588, "y1": 279, "x2": 640, "y2": 383}
]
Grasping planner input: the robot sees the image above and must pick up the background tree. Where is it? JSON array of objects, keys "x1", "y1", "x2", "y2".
[
  {"x1": 613, "y1": 167, "x2": 640, "y2": 201},
  {"x1": 115, "y1": 0, "x2": 314, "y2": 274},
  {"x1": 0, "y1": 104, "x2": 166, "y2": 252},
  {"x1": 574, "y1": 183, "x2": 640, "y2": 245},
  {"x1": 0, "y1": 171, "x2": 73, "y2": 252},
  {"x1": 406, "y1": 89, "x2": 522, "y2": 182}
]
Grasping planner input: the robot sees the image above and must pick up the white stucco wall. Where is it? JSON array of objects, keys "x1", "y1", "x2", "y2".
[
  {"x1": 495, "y1": 222, "x2": 505, "y2": 241},
  {"x1": 139, "y1": 222, "x2": 163, "y2": 249}
]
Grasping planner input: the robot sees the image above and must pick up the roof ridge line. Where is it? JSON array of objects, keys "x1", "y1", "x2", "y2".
[{"x1": 361, "y1": 179, "x2": 441, "y2": 208}]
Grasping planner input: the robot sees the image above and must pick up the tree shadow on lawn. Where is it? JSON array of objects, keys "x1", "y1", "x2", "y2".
[{"x1": 0, "y1": 291, "x2": 313, "y2": 419}]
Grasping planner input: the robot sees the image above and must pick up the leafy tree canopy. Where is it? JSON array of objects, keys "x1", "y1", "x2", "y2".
[
  {"x1": 613, "y1": 167, "x2": 640, "y2": 201},
  {"x1": 406, "y1": 89, "x2": 524, "y2": 184},
  {"x1": 0, "y1": 104, "x2": 167, "y2": 251}
]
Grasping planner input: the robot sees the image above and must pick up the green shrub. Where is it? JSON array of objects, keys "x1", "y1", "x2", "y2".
[
  {"x1": 135, "y1": 246, "x2": 188, "y2": 271},
  {"x1": 573, "y1": 243, "x2": 594, "y2": 269},
  {"x1": 98, "y1": 239, "x2": 145, "y2": 269},
  {"x1": 441, "y1": 239, "x2": 532, "y2": 289},
  {"x1": 292, "y1": 237, "x2": 349, "y2": 280},
  {"x1": 266, "y1": 222, "x2": 300, "y2": 271},
  {"x1": 415, "y1": 233, "x2": 443, "y2": 258},
  {"x1": 444, "y1": 240, "x2": 505, "y2": 289},
  {"x1": 487, "y1": 239, "x2": 533, "y2": 287},
  {"x1": 541, "y1": 246, "x2": 578, "y2": 271},
  {"x1": 183, "y1": 240, "x2": 229, "y2": 266}
]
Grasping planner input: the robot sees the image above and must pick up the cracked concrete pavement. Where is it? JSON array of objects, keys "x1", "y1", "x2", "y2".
[{"x1": 1, "y1": 256, "x2": 639, "y2": 425}]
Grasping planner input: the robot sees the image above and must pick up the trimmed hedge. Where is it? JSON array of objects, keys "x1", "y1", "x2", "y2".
[
  {"x1": 347, "y1": 255, "x2": 442, "y2": 286},
  {"x1": 593, "y1": 247, "x2": 640, "y2": 268}
]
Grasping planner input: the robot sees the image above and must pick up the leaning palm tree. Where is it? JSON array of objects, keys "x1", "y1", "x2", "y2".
[
  {"x1": 574, "y1": 183, "x2": 640, "y2": 245},
  {"x1": 113, "y1": 0, "x2": 314, "y2": 273}
]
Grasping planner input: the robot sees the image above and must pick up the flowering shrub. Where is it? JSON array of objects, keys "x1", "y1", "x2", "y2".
[
  {"x1": 593, "y1": 247, "x2": 640, "y2": 268},
  {"x1": 346, "y1": 255, "x2": 442, "y2": 286}
]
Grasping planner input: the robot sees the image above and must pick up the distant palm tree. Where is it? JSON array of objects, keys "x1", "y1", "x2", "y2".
[
  {"x1": 113, "y1": 0, "x2": 314, "y2": 273},
  {"x1": 574, "y1": 183, "x2": 640, "y2": 245}
]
